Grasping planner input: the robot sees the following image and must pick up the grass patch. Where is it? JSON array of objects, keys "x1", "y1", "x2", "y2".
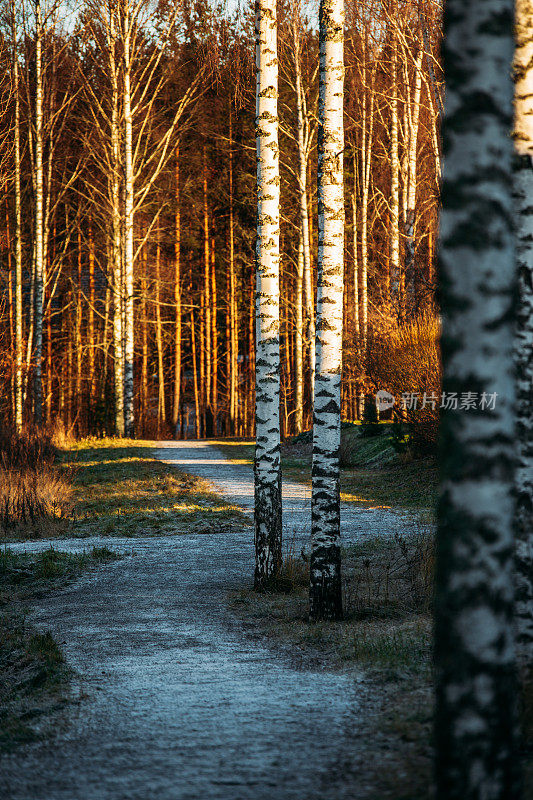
[
  {"x1": 217, "y1": 429, "x2": 437, "y2": 514},
  {"x1": 3, "y1": 438, "x2": 249, "y2": 542},
  {"x1": 0, "y1": 544, "x2": 120, "y2": 752}
]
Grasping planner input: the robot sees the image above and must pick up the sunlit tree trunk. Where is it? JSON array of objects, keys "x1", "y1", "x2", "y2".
[
  {"x1": 513, "y1": 0, "x2": 533, "y2": 668},
  {"x1": 254, "y1": 0, "x2": 283, "y2": 588},
  {"x1": 404, "y1": 48, "x2": 423, "y2": 304},
  {"x1": 12, "y1": 0, "x2": 23, "y2": 432},
  {"x1": 295, "y1": 233, "x2": 304, "y2": 433},
  {"x1": 109, "y1": 6, "x2": 124, "y2": 437},
  {"x1": 211, "y1": 228, "x2": 218, "y2": 434},
  {"x1": 123, "y1": 2, "x2": 135, "y2": 437},
  {"x1": 172, "y1": 142, "x2": 182, "y2": 438},
  {"x1": 293, "y1": 9, "x2": 314, "y2": 419},
  {"x1": 228, "y1": 102, "x2": 237, "y2": 433},
  {"x1": 33, "y1": 0, "x2": 44, "y2": 426},
  {"x1": 141, "y1": 238, "x2": 148, "y2": 429},
  {"x1": 435, "y1": 1, "x2": 519, "y2": 797},
  {"x1": 155, "y1": 218, "x2": 165, "y2": 432},
  {"x1": 310, "y1": 0, "x2": 344, "y2": 621},
  {"x1": 389, "y1": 37, "x2": 400, "y2": 313},
  {"x1": 88, "y1": 214, "x2": 96, "y2": 417}
]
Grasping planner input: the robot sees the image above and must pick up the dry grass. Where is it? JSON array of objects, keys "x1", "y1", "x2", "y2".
[{"x1": 0, "y1": 426, "x2": 73, "y2": 539}]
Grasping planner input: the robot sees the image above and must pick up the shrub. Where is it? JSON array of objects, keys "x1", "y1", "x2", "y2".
[{"x1": 366, "y1": 312, "x2": 441, "y2": 455}]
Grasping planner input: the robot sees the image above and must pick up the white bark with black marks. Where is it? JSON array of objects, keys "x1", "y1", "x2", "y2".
[
  {"x1": 310, "y1": 0, "x2": 344, "y2": 622},
  {"x1": 513, "y1": 0, "x2": 533, "y2": 668},
  {"x1": 254, "y1": 0, "x2": 282, "y2": 589},
  {"x1": 436, "y1": 1, "x2": 520, "y2": 797},
  {"x1": 33, "y1": 0, "x2": 44, "y2": 426}
]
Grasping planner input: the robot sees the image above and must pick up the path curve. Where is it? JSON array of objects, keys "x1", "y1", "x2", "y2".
[{"x1": 1, "y1": 441, "x2": 406, "y2": 800}]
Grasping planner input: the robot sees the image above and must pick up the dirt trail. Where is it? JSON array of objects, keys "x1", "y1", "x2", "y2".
[{"x1": 1, "y1": 442, "x2": 409, "y2": 800}]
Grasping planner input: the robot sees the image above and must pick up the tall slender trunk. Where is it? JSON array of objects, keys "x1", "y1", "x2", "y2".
[
  {"x1": 110, "y1": 8, "x2": 124, "y2": 436},
  {"x1": 76, "y1": 224, "x2": 83, "y2": 427},
  {"x1": 141, "y1": 238, "x2": 148, "y2": 430},
  {"x1": 203, "y1": 146, "x2": 212, "y2": 418},
  {"x1": 435, "y1": 2, "x2": 519, "y2": 797},
  {"x1": 360, "y1": 66, "x2": 374, "y2": 355},
  {"x1": 293, "y1": 14, "x2": 314, "y2": 417},
  {"x1": 172, "y1": 142, "x2": 182, "y2": 437},
  {"x1": 190, "y1": 307, "x2": 200, "y2": 439},
  {"x1": 12, "y1": 1, "x2": 23, "y2": 432},
  {"x1": 404, "y1": 49, "x2": 423, "y2": 305},
  {"x1": 513, "y1": 0, "x2": 533, "y2": 669},
  {"x1": 33, "y1": 0, "x2": 44, "y2": 426},
  {"x1": 389, "y1": 38, "x2": 401, "y2": 313},
  {"x1": 295, "y1": 233, "x2": 304, "y2": 433},
  {"x1": 88, "y1": 214, "x2": 96, "y2": 415},
  {"x1": 228, "y1": 102, "x2": 237, "y2": 432},
  {"x1": 155, "y1": 218, "x2": 166, "y2": 431},
  {"x1": 254, "y1": 0, "x2": 282, "y2": 589},
  {"x1": 123, "y1": 3, "x2": 135, "y2": 437},
  {"x1": 310, "y1": 0, "x2": 344, "y2": 622},
  {"x1": 210, "y1": 228, "x2": 218, "y2": 434}
]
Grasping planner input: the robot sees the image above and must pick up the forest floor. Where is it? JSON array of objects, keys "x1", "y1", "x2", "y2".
[{"x1": 2, "y1": 437, "x2": 530, "y2": 799}]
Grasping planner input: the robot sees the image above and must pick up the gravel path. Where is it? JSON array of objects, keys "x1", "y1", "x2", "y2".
[{"x1": 1, "y1": 441, "x2": 410, "y2": 800}]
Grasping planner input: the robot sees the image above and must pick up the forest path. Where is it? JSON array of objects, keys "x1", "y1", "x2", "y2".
[{"x1": 2, "y1": 441, "x2": 408, "y2": 800}]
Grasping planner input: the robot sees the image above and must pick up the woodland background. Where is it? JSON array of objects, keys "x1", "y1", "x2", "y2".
[{"x1": 0, "y1": 0, "x2": 442, "y2": 443}]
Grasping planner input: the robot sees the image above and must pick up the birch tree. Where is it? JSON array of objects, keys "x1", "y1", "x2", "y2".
[
  {"x1": 435, "y1": 1, "x2": 519, "y2": 797},
  {"x1": 513, "y1": 0, "x2": 533, "y2": 669},
  {"x1": 254, "y1": 0, "x2": 282, "y2": 589},
  {"x1": 309, "y1": 0, "x2": 344, "y2": 621}
]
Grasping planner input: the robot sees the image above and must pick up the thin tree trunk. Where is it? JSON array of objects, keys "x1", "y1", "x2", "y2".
[
  {"x1": 254, "y1": 0, "x2": 282, "y2": 589},
  {"x1": 123, "y1": 3, "x2": 135, "y2": 437},
  {"x1": 295, "y1": 233, "x2": 304, "y2": 434},
  {"x1": 141, "y1": 238, "x2": 148, "y2": 431},
  {"x1": 172, "y1": 142, "x2": 182, "y2": 437},
  {"x1": 389, "y1": 37, "x2": 401, "y2": 313},
  {"x1": 88, "y1": 214, "x2": 96, "y2": 416},
  {"x1": 310, "y1": 0, "x2": 344, "y2": 621},
  {"x1": 12, "y1": 0, "x2": 23, "y2": 432},
  {"x1": 228, "y1": 102, "x2": 237, "y2": 432},
  {"x1": 33, "y1": 0, "x2": 44, "y2": 426},
  {"x1": 513, "y1": 0, "x2": 533, "y2": 669},
  {"x1": 210, "y1": 228, "x2": 218, "y2": 434},
  {"x1": 404, "y1": 49, "x2": 423, "y2": 305},
  {"x1": 435, "y1": 2, "x2": 519, "y2": 797},
  {"x1": 155, "y1": 218, "x2": 166, "y2": 432},
  {"x1": 110, "y1": 7, "x2": 124, "y2": 437},
  {"x1": 190, "y1": 308, "x2": 200, "y2": 440}
]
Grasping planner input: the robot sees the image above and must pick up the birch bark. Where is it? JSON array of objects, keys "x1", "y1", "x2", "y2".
[
  {"x1": 310, "y1": 0, "x2": 344, "y2": 621},
  {"x1": 513, "y1": 0, "x2": 533, "y2": 668},
  {"x1": 435, "y1": 1, "x2": 519, "y2": 796},
  {"x1": 254, "y1": 0, "x2": 282, "y2": 589}
]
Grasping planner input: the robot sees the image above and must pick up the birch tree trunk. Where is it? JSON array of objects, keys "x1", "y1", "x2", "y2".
[
  {"x1": 123, "y1": 1, "x2": 135, "y2": 438},
  {"x1": 295, "y1": 233, "x2": 304, "y2": 434},
  {"x1": 293, "y1": 11, "x2": 314, "y2": 419},
  {"x1": 513, "y1": 0, "x2": 533, "y2": 668},
  {"x1": 310, "y1": 0, "x2": 344, "y2": 622},
  {"x1": 254, "y1": 0, "x2": 282, "y2": 589},
  {"x1": 33, "y1": 0, "x2": 44, "y2": 426},
  {"x1": 389, "y1": 35, "x2": 400, "y2": 312},
  {"x1": 228, "y1": 102, "x2": 238, "y2": 433},
  {"x1": 404, "y1": 49, "x2": 423, "y2": 304},
  {"x1": 155, "y1": 219, "x2": 166, "y2": 432},
  {"x1": 435, "y1": 1, "x2": 519, "y2": 797},
  {"x1": 12, "y1": 0, "x2": 23, "y2": 432}
]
